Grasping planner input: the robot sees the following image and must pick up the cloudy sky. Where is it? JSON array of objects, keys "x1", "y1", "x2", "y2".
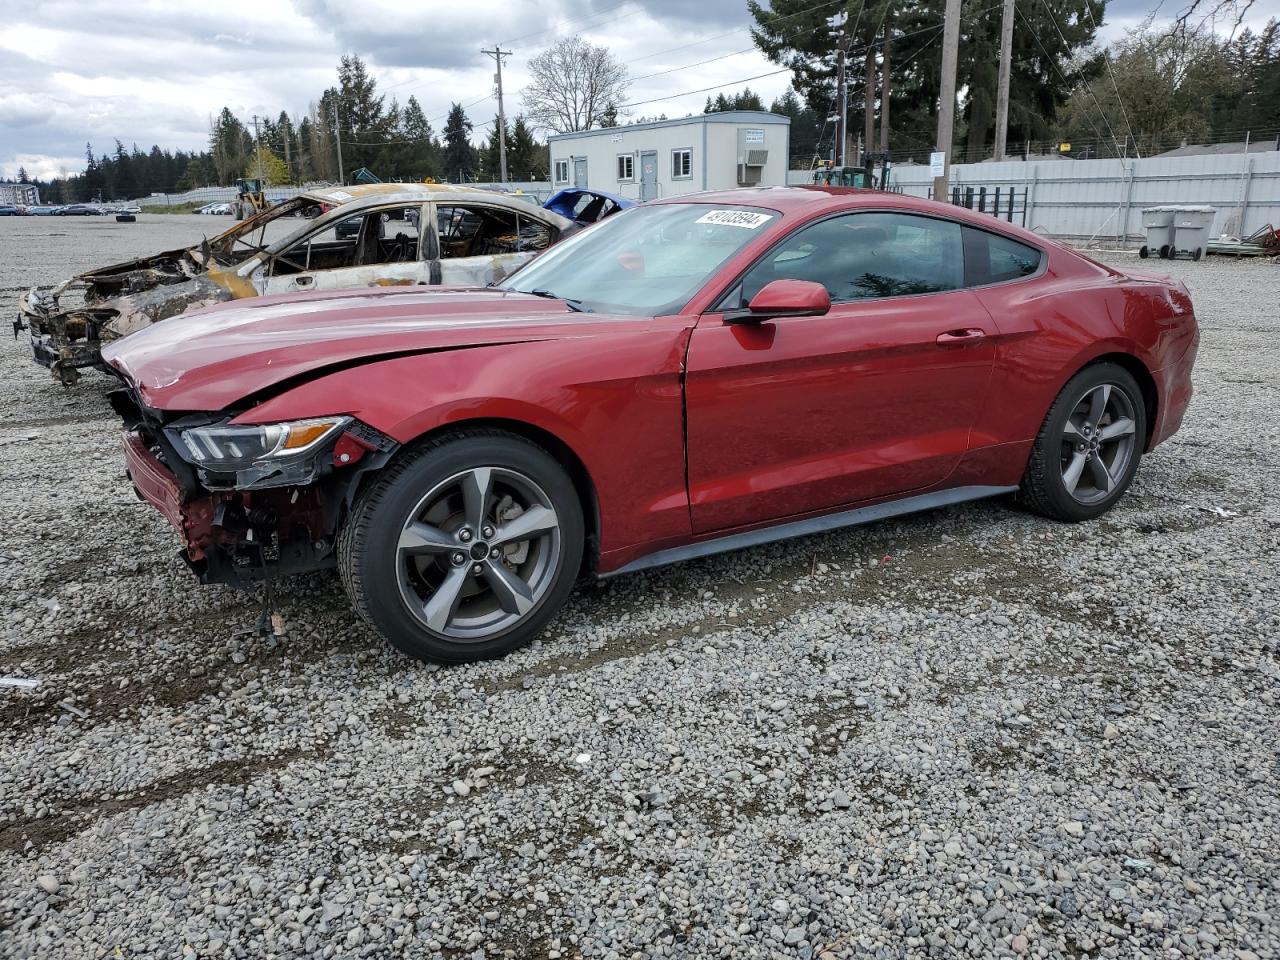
[{"x1": 2, "y1": 0, "x2": 1277, "y2": 180}]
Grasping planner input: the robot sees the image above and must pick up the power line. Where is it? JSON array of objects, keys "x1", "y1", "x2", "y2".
[
  {"x1": 1018, "y1": 2, "x2": 1116, "y2": 151},
  {"x1": 622, "y1": 8, "x2": 990, "y2": 114},
  {"x1": 1080, "y1": 0, "x2": 1141, "y2": 157}
]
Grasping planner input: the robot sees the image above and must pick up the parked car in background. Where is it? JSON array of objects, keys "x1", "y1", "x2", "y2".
[
  {"x1": 0, "y1": 205, "x2": 20, "y2": 216},
  {"x1": 102, "y1": 187, "x2": 1198, "y2": 664},
  {"x1": 26, "y1": 205, "x2": 59, "y2": 216},
  {"x1": 20, "y1": 184, "x2": 580, "y2": 384},
  {"x1": 58, "y1": 204, "x2": 104, "y2": 216},
  {"x1": 543, "y1": 187, "x2": 635, "y2": 225},
  {"x1": 197, "y1": 202, "x2": 233, "y2": 215}
]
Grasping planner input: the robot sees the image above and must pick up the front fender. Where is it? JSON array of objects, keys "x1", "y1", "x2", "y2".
[{"x1": 232, "y1": 328, "x2": 695, "y2": 563}]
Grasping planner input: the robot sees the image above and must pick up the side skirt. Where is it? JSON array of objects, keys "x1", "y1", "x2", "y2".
[{"x1": 602, "y1": 485, "x2": 1018, "y2": 578}]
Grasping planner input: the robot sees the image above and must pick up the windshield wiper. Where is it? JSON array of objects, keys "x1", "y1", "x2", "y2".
[{"x1": 528, "y1": 289, "x2": 588, "y2": 312}]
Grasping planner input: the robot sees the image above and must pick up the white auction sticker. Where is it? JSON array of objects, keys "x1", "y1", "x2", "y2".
[{"x1": 695, "y1": 209, "x2": 773, "y2": 229}]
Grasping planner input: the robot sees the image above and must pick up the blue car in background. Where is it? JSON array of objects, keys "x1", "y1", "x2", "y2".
[
  {"x1": 542, "y1": 188, "x2": 635, "y2": 225},
  {"x1": 0, "y1": 205, "x2": 21, "y2": 216}
]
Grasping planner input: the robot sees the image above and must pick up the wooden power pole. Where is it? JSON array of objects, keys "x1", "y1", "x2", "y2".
[
  {"x1": 932, "y1": 0, "x2": 962, "y2": 200},
  {"x1": 332, "y1": 101, "x2": 344, "y2": 185},
  {"x1": 879, "y1": 27, "x2": 892, "y2": 153},
  {"x1": 482, "y1": 46, "x2": 512, "y2": 183},
  {"x1": 863, "y1": 46, "x2": 876, "y2": 168},
  {"x1": 835, "y1": 24, "x2": 848, "y2": 166},
  {"x1": 993, "y1": 0, "x2": 1016, "y2": 160}
]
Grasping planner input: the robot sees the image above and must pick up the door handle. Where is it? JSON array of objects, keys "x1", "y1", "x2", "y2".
[
  {"x1": 936, "y1": 328, "x2": 986, "y2": 345},
  {"x1": 294, "y1": 275, "x2": 314, "y2": 287}
]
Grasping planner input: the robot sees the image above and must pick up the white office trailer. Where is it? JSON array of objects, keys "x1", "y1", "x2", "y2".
[{"x1": 546, "y1": 111, "x2": 791, "y2": 201}]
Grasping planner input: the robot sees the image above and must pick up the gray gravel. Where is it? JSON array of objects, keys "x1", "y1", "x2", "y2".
[{"x1": 1, "y1": 216, "x2": 1278, "y2": 959}]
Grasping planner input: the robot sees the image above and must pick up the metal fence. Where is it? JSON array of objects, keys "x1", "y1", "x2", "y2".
[
  {"x1": 786, "y1": 150, "x2": 1280, "y2": 241},
  {"x1": 141, "y1": 181, "x2": 556, "y2": 209}
]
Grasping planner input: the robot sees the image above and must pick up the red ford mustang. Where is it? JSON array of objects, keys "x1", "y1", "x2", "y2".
[{"x1": 103, "y1": 187, "x2": 1198, "y2": 663}]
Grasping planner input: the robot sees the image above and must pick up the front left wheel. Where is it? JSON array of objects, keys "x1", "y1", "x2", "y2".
[{"x1": 339, "y1": 431, "x2": 584, "y2": 663}]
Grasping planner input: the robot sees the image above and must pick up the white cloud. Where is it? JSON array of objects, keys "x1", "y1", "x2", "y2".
[{"x1": 2, "y1": 0, "x2": 1276, "y2": 179}]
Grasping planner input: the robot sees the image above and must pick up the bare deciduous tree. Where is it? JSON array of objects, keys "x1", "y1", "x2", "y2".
[
  {"x1": 1175, "y1": 0, "x2": 1256, "y2": 36},
  {"x1": 522, "y1": 37, "x2": 629, "y2": 134}
]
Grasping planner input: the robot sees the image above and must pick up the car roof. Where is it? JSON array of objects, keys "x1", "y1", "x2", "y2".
[
  {"x1": 298, "y1": 183, "x2": 574, "y2": 229},
  {"x1": 302, "y1": 183, "x2": 524, "y2": 205},
  {"x1": 652, "y1": 185, "x2": 1050, "y2": 246}
]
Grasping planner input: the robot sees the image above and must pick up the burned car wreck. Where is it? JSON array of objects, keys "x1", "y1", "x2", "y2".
[{"x1": 18, "y1": 184, "x2": 580, "y2": 384}]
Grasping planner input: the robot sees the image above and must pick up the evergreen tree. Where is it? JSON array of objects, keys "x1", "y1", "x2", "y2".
[
  {"x1": 705, "y1": 88, "x2": 766, "y2": 112},
  {"x1": 16, "y1": 166, "x2": 29, "y2": 183},
  {"x1": 337, "y1": 54, "x2": 391, "y2": 174},
  {"x1": 295, "y1": 115, "x2": 315, "y2": 182},
  {"x1": 508, "y1": 116, "x2": 545, "y2": 180},
  {"x1": 443, "y1": 103, "x2": 475, "y2": 182},
  {"x1": 81, "y1": 143, "x2": 102, "y2": 201},
  {"x1": 211, "y1": 108, "x2": 249, "y2": 185},
  {"x1": 399, "y1": 95, "x2": 441, "y2": 180},
  {"x1": 750, "y1": 0, "x2": 1104, "y2": 161},
  {"x1": 770, "y1": 89, "x2": 823, "y2": 165}
]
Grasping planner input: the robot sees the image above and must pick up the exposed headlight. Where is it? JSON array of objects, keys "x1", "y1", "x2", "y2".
[
  {"x1": 180, "y1": 417, "x2": 350, "y2": 469},
  {"x1": 172, "y1": 416, "x2": 352, "y2": 490}
]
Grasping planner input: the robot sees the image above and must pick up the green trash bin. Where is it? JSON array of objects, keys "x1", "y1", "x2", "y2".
[{"x1": 1139, "y1": 206, "x2": 1176, "y2": 260}]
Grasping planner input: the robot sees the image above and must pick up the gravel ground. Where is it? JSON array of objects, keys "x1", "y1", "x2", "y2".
[{"x1": 1, "y1": 217, "x2": 1277, "y2": 959}]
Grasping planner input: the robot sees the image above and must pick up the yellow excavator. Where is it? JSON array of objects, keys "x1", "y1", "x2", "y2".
[{"x1": 234, "y1": 178, "x2": 270, "y2": 219}]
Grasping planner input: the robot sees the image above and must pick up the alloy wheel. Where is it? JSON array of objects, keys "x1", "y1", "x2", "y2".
[
  {"x1": 395, "y1": 466, "x2": 561, "y2": 640},
  {"x1": 1059, "y1": 383, "x2": 1138, "y2": 505}
]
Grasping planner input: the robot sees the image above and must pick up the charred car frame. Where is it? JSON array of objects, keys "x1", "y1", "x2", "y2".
[{"x1": 19, "y1": 184, "x2": 580, "y2": 384}]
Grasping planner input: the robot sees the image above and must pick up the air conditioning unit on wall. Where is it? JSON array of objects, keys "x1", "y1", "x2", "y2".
[{"x1": 736, "y1": 128, "x2": 769, "y2": 186}]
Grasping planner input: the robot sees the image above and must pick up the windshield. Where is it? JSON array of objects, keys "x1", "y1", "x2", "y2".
[
  {"x1": 203, "y1": 197, "x2": 310, "y2": 266},
  {"x1": 499, "y1": 203, "x2": 779, "y2": 315}
]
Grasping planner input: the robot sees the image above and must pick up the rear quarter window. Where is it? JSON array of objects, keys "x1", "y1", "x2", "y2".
[{"x1": 963, "y1": 227, "x2": 1042, "y2": 286}]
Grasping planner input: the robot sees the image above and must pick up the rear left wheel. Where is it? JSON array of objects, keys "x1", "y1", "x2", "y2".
[
  {"x1": 1019, "y1": 363, "x2": 1147, "y2": 522},
  {"x1": 339, "y1": 432, "x2": 584, "y2": 663}
]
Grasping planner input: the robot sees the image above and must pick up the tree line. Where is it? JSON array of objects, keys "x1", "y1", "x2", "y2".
[
  {"x1": 16, "y1": 12, "x2": 1280, "y2": 202},
  {"x1": 26, "y1": 54, "x2": 556, "y2": 202},
  {"x1": 749, "y1": 0, "x2": 1280, "y2": 165}
]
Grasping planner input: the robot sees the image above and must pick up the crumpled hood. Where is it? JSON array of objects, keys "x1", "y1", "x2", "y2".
[{"x1": 103, "y1": 286, "x2": 617, "y2": 411}]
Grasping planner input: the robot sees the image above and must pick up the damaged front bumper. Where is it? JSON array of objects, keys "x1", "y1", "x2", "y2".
[
  {"x1": 18, "y1": 287, "x2": 114, "y2": 385},
  {"x1": 113, "y1": 389, "x2": 397, "y2": 586}
]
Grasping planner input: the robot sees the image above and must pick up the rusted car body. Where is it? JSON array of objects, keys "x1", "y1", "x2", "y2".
[{"x1": 18, "y1": 184, "x2": 576, "y2": 384}]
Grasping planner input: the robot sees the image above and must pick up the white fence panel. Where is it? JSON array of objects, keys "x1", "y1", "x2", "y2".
[
  {"x1": 791, "y1": 151, "x2": 1280, "y2": 240},
  {"x1": 141, "y1": 181, "x2": 556, "y2": 208}
]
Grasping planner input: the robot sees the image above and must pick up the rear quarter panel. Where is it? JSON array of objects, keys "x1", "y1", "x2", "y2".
[
  {"x1": 235, "y1": 322, "x2": 695, "y2": 564},
  {"x1": 971, "y1": 246, "x2": 1197, "y2": 457}
]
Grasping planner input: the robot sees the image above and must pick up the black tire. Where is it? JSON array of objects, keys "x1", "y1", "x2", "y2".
[
  {"x1": 338, "y1": 430, "x2": 584, "y2": 663},
  {"x1": 1018, "y1": 363, "x2": 1147, "y2": 522},
  {"x1": 1192, "y1": 247, "x2": 1202, "y2": 262},
  {"x1": 1159, "y1": 244, "x2": 1170, "y2": 259},
  {"x1": 1138, "y1": 245, "x2": 1149, "y2": 259}
]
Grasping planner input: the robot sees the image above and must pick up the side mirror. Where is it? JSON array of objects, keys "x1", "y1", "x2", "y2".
[{"x1": 724, "y1": 279, "x2": 831, "y2": 324}]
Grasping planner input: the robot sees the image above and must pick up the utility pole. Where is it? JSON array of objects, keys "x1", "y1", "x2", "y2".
[
  {"x1": 481, "y1": 46, "x2": 512, "y2": 183},
  {"x1": 332, "y1": 101, "x2": 344, "y2": 185},
  {"x1": 863, "y1": 45, "x2": 876, "y2": 168},
  {"x1": 993, "y1": 0, "x2": 1016, "y2": 160},
  {"x1": 879, "y1": 25, "x2": 892, "y2": 153},
  {"x1": 835, "y1": 18, "x2": 848, "y2": 166},
  {"x1": 932, "y1": 0, "x2": 962, "y2": 200},
  {"x1": 252, "y1": 114, "x2": 265, "y2": 183}
]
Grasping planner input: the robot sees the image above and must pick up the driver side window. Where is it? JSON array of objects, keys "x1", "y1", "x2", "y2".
[
  {"x1": 436, "y1": 204, "x2": 554, "y2": 259},
  {"x1": 737, "y1": 212, "x2": 964, "y2": 305},
  {"x1": 271, "y1": 205, "x2": 423, "y2": 275}
]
